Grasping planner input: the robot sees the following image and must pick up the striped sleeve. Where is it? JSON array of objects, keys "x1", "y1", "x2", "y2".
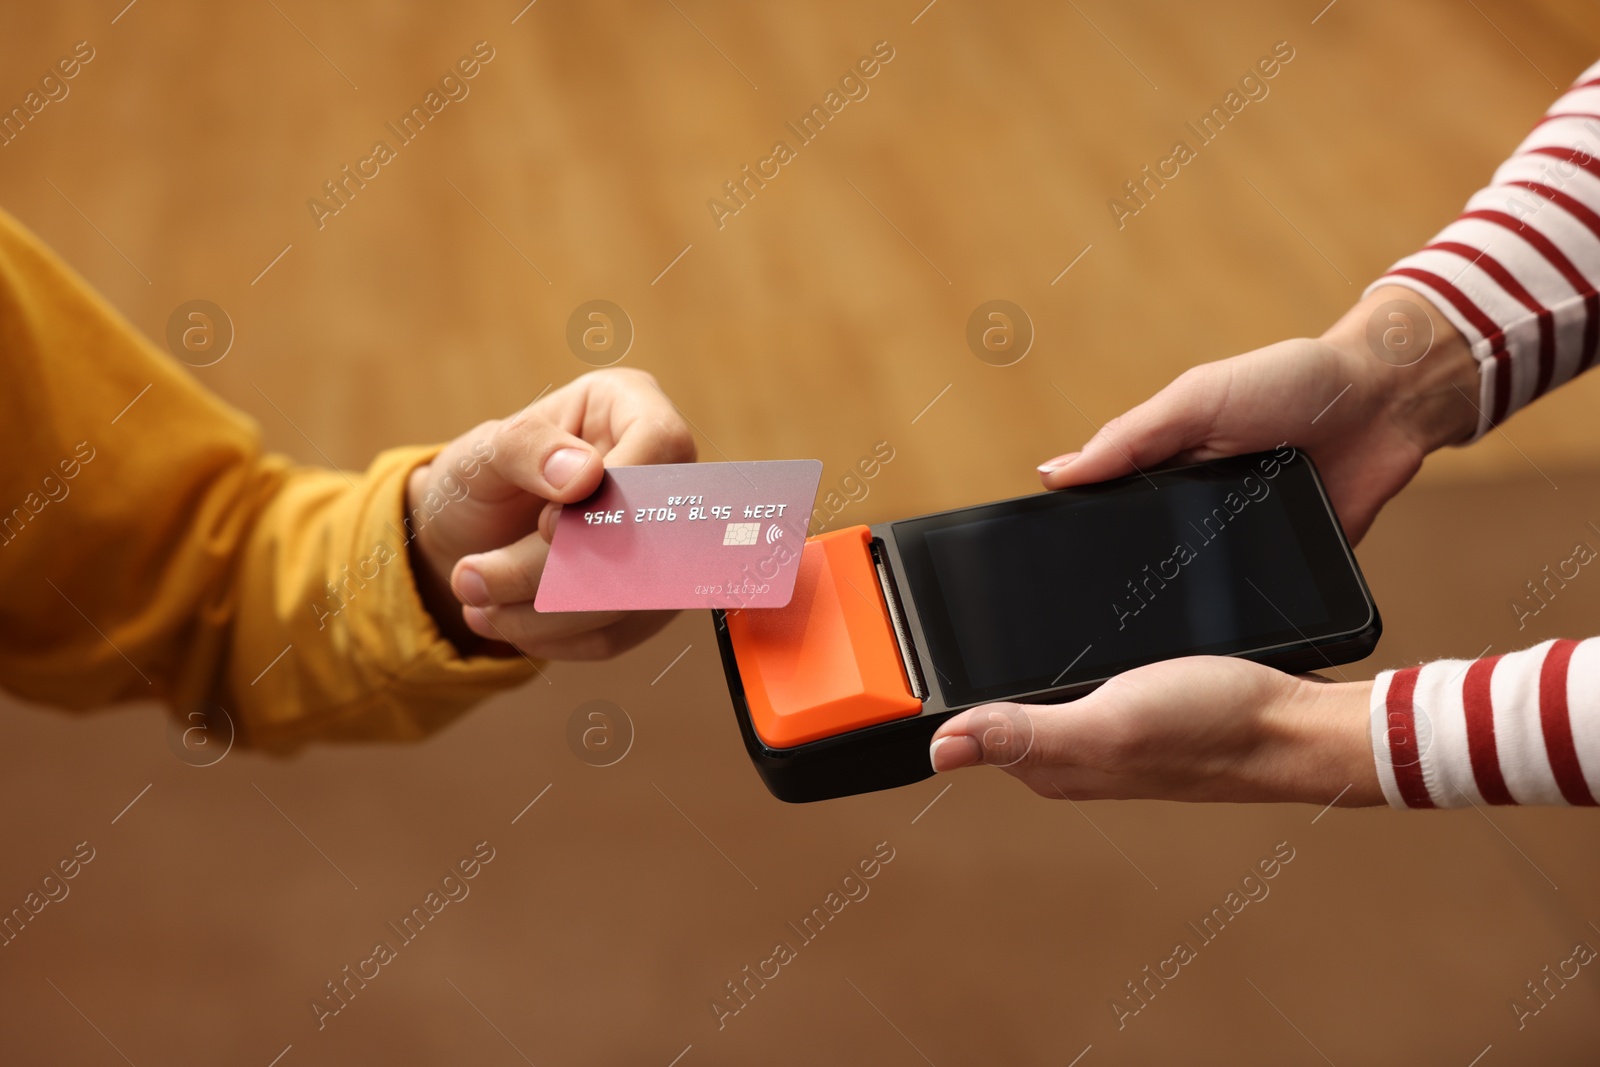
[
  {"x1": 1369, "y1": 639, "x2": 1600, "y2": 808},
  {"x1": 1365, "y1": 59, "x2": 1600, "y2": 438}
]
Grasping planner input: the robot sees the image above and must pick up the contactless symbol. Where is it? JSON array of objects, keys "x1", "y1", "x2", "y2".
[
  {"x1": 566, "y1": 699, "x2": 634, "y2": 767},
  {"x1": 764, "y1": 525, "x2": 784, "y2": 545},
  {"x1": 165, "y1": 299, "x2": 234, "y2": 368},
  {"x1": 566, "y1": 299, "x2": 634, "y2": 367},
  {"x1": 1364, "y1": 298, "x2": 1435, "y2": 368},
  {"x1": 723, "y1": 521, "x2": 761, "y2": 546},
  {"x1": 966, "y1": 299, "x2": 1033, "y2": 367},
  {"x1": 166, "y1": 702, "x2": 235, "y2": 767}
]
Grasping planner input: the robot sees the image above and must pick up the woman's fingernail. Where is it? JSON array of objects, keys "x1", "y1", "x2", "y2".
[
  {"x1": 544, "y1": 447, "x2": 591, "y2": 489},
  {"x1": 1037, "y1": 452, "x2": 1079, "y2": 474},
  {"x1": 455, "y1": 566, "x2": 489, "y2": 606},
  {"x1": 930, "y1": 735, "x2": 983, "y2": 773}
]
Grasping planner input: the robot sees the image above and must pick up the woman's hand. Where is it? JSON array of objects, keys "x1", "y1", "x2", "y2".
[
  {"x1": 405, "y1": 368, "x2": 696, "y2": 659},
  {"x1": 1038, "y1": 286, "x2": 1480, "y2": 544},
  {"x1": 928, "y1": 657, "x2": 1383, "y2": 806}
]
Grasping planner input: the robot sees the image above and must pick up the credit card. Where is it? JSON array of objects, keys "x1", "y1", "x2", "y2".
[{"x1": 534, "y1": 460, "x2": 823, "y2": 612}]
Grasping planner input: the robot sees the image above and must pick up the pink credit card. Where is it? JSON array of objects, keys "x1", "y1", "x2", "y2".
[{"x1": 534, "y1": 460, "x2": 823, "y2": 612}]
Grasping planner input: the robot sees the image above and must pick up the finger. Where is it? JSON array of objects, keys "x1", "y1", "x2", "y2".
[
  {"x1": 519, "y1": 610, "x2": 678, "y2": 661},
  {"x1": 530, "y1": 369, "x2": 695, "y2": 469},
  {"x1": 462, "y1": 601, "x2": 626, "y2": 646},
  {"x1": 1040, "y1": 365, "x2": 1229, "y2": 489},
  {"x1": 539, "y1": 502, "x2": 561, "y2": 543},
  {"x1": 479, "y1": 406, "x2": 604, "y2": 505},
  {"x1": 929, "y1": 703, "x2": 1042, "y2": 772},
  {"x1": 1039, "y1": 444, "x2": 1212, "y2": 489},
  {"x1": 476, "y1": 370, "x2": 697, "y2": 508},
  {"x1": 588, "y1": 371, "x2": 697, "y2": 468},
  {"x1": 452, "y1": 529, "x2": 549, "y2": 607}
]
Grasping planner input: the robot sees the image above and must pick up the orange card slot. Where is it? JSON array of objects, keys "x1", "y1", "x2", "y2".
[{"x1": 726, "y1": 526, "x2": 922, "y2": 749}]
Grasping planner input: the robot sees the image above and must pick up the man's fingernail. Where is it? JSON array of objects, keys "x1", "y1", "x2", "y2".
[
  {"x1": 539, "y1": 503, "x2": 562, "y2": 543},
  {"x1": 462, "y1": 605, "x2": 493, "y2": 638},
  {"x1": 455, "y1": 566, "x2": 489, "y2": 606},
  {"x1": 930, "y1": 735, "x2": 983, "y2": 773},
  {"x1": 544, "y1": 447, "x2": 591, "y2": 489},
  {"x1": 1037, "y1": 452, "x2": 1079, "y2": 474}
]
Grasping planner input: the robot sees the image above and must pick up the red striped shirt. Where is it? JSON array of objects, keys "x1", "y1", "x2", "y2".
[
  {"x1": 1366, "y1": 59, "x2": 1600, "y2": 810},
  {"x1": 1462, "y1": 656, "x2": 1513, "y2": 804},
  {"x1": 1385, "y1": 667, "x2": 1434, "y2": 809},
  {"x1": 1538, "y1": 639, "x2": 1596, "y2": 806}
]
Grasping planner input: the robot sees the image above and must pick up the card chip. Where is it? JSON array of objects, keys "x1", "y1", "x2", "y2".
[{"x1": 723, "y1": 521, "x2": 761, "y2": 546}]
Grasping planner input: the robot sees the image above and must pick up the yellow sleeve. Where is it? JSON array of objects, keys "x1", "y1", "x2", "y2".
[{"x1": 0, "y1": 208, "x2": 537, "y2": 749}]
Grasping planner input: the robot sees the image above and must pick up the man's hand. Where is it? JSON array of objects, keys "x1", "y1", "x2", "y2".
[
  {"x1": 928, "y1": 657, "x2": 1383, "y2": 806},
  {"x1": 405, "y1": 368, "x2": 696, "y2": 660},
  {"x1": 1037, "y1": 286, "x2": 1481, "y2": 544}
]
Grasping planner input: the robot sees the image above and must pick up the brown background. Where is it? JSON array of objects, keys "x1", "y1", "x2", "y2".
[{"x1": 3, "y1": 0, "x2": 1600, "y2": 1063}]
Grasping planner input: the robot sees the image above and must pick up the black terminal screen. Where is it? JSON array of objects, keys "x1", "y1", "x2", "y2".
[{"x1": 890, "y1": 450, "x2": 1375, "y2": 708}]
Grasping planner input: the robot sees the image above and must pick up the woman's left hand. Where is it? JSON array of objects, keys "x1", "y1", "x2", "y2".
[{"x1": 928, "y1": 657, "x2": 1382, "y2": 806}]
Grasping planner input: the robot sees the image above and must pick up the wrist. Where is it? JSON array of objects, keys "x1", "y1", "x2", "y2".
[
  {"x1": 1262, "y1": 676, "x2": 1385, "y2": 807},
  {"x1": 406, "y1": 461, "x2": 499, "y2": 656},
  {"x1": 1321, "y1": 285, "x2": 1480, "y2": 454}
]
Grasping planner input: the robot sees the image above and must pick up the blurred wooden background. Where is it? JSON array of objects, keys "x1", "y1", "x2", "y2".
[{"x1": 2, "y1": 0, "x2": 1599, "y2": 1064}]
